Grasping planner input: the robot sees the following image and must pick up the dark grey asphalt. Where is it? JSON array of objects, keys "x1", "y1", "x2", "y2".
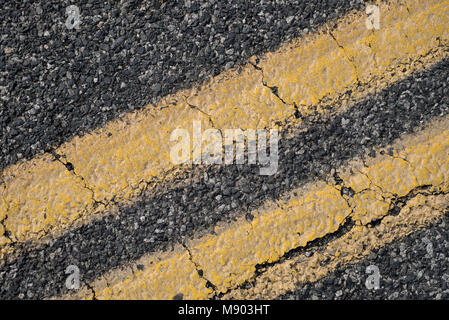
[
  {"x1": 0, "y1": 0, "x2": 373, "y2": 171},
  {"x1": 279, "y1": 212, "x2": 449, "y2": 300},
  {"x1": 0, "y1": 55, "x2": 448, "y2": 299}
]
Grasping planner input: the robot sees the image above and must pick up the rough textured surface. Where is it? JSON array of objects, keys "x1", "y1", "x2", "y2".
[
  {"x1": 226, "y1": 192, "x2": 449, "y2": 299},
  {"x1": 0, "y1": 153, "x2": 94, "y2": 243},
  {"x1": 1, "y1": 57, "x2": 448, "y2": 299},
  {"x1": 64, "y1": 244, "x2": 213, "y2": 300},
  {"x1": 187, "y1": 182, "x2": 351, "y2": 293},
  {"x1": 0, "y1": 0, "x2": 448, "y2": 301},
  {"x1": 65, "y1": 116, "x2": 449, "y2": 300},
  {"x1": 1, "y1": 0, "x2": 447, "y2": 249},
  {"x1": 279, "y1": 201, "x2": 449, "y2": 300},
  {"x1": 260, "y1": 0, "x2": 449, "y2": 107},
  {"x1": 0, "y1": 0, "x2": 373, "y2": 171},
  {"x1": 189, "y1": 118, "x2": 449, "y2": 296}
]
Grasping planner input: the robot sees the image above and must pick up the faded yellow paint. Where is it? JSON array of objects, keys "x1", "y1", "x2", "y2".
[
  {"x1": 338, "y1": 119, "x2": 449, "y2": 224},
  {"x1": 57, "y1": 96, "x2": 212, "y2": 203},
  {"x1": 188, "y1": 66, "x2": 289, "y2": 131},
  {"x1": 0, "y1": 181, "x2": 8, "y2": 247},
  {"x1": 52, "y1": 287, "x2": 94, "y2": 300},
  {"x1": 62, "y1": 117, "x2": 449, "y2": 299},
  {"x1": 1, "y1": 0, "x2": 448, "y2": 250},
  {"x1": 0, "y1": 97, "x2": 212, "y2": 247},
  {"x1": 0, "y1": 224, "x2": 8, "y2": 247},
  {"x1": 329, "y1": 0, "x2": 449, "y2": 76}
]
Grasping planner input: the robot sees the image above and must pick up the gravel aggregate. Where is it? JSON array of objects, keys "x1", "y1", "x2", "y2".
[{"x1": 0, "y1": 0, "x2": 371, "y2": 170}]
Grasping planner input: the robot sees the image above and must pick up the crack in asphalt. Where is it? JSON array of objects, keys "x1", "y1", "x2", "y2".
[
  {"x1": 185, "y1": 100, "x2": 220, "y2": 132},
  {"x1": 328, "y1": 30, "x2": 362, "y2": 83},
  {"x1": 2, "y1": 0, "x2": 379, "y2": 171},
  {"x1": 249, "y1": 37, "x2": 449, "y2": 125},
  {"x1": 51, "y1": 150, "x2": 109, "y2": 208},
  {"x1": 249, "y1": 60, "x2": 294, "y2": 109},
  {"x1": 0, "y1": 215, "x2": 14, "y2": 244},
  {"x1": 181, "y1": 242, "x2": 218, "y2": 296},
  {"x1": 1, "y1": 27, "x2": 446, "y2": 252},
  {"x1": 0, "y1": 179, "x2": 15, "y2": 245},
  {"x1": 84, "y1": 282, "x2": 97, "y2": 300},
  {"x1": 215, "y1": 216, "x2": 356, "y2": 299}
]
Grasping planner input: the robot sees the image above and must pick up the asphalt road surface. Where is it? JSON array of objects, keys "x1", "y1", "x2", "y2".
[{"x1": 0, "y1": 0, "x2": 448, "y2": 301}]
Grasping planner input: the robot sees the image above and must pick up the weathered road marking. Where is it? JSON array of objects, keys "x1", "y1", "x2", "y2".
[
  {"x1": 1, "y1": 0, "x2": 447, "y2": 253},
  {"x1": 61, "y1": 116, "x2": 449, "y2": 299}
]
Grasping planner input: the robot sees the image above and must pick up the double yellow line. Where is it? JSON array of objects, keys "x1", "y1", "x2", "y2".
[{"x1": 0, "y1": 0, "x2": 448, "y2": 299}]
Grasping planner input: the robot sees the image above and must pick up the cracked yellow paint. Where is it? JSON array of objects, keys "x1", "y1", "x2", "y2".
[
  {"x1": 186, "y1": 117, "x2": 449, "y2": 297},
  {"x1": 56, "y1": 96, "x2": 212, "y2": 203},
  {"x1": 0, "y1": 224, "x2": 9, "y2": 247},
  {"x1": 0, "y1": 182, "x2": 8, "y2": 247},
  {"x1": 187, "y1": 58, "x2": 290, "y2": 130},
  {"x1": 338, "y1": 118, "x2": 449, "y2": 224},
  {"x1": 224, "y1": 192, "x2": 449, "y2": 299},
  {"x1": 63, "y1": 244, "x2": 212, "y2": 300},
  {"x1": 187, "y1": 183, "x2": 351, "y2": 292},
  {"x1": 0, "y1": 0, "x2": 448, "y2": 252},
  {"x1": 56, "y1": 116, "x2": 449, "y2": 299},
  {"x1": 0, "y1": 154, "x2": 94, "y2": 248},
  {"x1": 58, "y1": 117, "x2": 449, "y2": 300},
  {"x1": 0, "y1": 96, "x2": 212, "y2": 247},
  {"x1": 259, "y1": 0, "x2": 449, "y2": 109},
  {"x1": 329, "y1": 0, "x2": 449, "y2": 76},
  {"x1": 350, "y1": 188, "x2": 390, "y2": 225}
]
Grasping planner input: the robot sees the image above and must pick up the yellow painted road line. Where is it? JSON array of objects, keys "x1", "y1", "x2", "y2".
[
  {"x1": 1, "y1": 0, "x2": 448, "y2": 250},
  {"x1": 0, "y1": 155, "x2": 94, "y2": 248},
  {"x1": 0, "y1": 98, "x2": 214, "y2": 252},
  {"x1": 224, "y1": 192, "x2": 449, "y2": 299},
  {"x1": 62, "y1": 116, "x2": 449, "y2": 299},
  {"x1": 59, "y1": 244, "x2": 213, "y2": 300},
  {"x1": 256, "y1": 0, "x2": 449, "y2": 109}
]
